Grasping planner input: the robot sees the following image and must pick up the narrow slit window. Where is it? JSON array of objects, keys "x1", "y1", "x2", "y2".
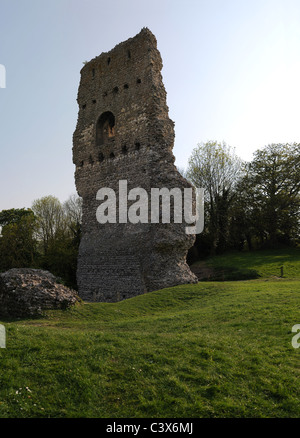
[{"x1": 98, "y1": 152, "x2": 104, "y2": 162}]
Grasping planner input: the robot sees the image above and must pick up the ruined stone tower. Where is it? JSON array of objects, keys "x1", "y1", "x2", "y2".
[{"x1": 73, "y1": 28, "x2": 197, "y2": 302}]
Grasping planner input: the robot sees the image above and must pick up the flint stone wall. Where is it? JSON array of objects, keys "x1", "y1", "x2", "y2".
[
  {"x1": 73, "y1": 28, "x2": 197, "y2": 302},
  {"x1": 0, "y1": 269, "x2": 80, "y2": 318}
]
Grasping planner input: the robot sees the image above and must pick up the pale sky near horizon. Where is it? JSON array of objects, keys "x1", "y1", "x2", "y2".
[{"x1": 1, "y1": 0, "x2": 300, "y2": 211}]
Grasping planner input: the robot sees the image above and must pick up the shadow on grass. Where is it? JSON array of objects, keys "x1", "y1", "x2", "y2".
[
  {"x1": 191, "y1": 264, "x2": 260, "y2": 282},
  {"x1": 191, "y1": 247, "x2": 300, "y2": 280}
]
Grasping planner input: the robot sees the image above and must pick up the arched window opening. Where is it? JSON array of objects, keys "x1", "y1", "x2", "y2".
[{"x1": 96, "y1": 111, "x2": 115, "y2": 146}]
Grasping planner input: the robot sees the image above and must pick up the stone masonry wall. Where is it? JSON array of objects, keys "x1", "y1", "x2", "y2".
[{"x1": 73, "y1": 28, "x2": 197, "y2": 302}]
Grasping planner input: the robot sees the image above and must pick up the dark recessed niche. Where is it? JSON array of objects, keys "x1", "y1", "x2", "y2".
[
  {"x1": 92, "y1": 99, "x2": 96, "y2": 104},
  {"x1": 124, "y1": 83, "x2": 129, "y2": 89},
  {"x1": 82, "y1": 104, "x2": 86, "y2": 109},
  {"x1": 98, "y1": 152, "x2": 104, "y2": 162},
  {"x1": 113, "y1": 86, "x2": 119, "y2": 94},
  {"x1": 135, "y1": 142, "x2": 141, "y2": 150},
  {"x1": 127, "y1": 50, "x2": 131, "y2": 59},
  {"x1": 107, "y1": 57, "x2": 111, "y2": 65},
  {"x1": 110, "y1": 152, "x2": 115, "y2": 159},
  {"x1": 137, "y1": 78, "x2": 141, "y2": 84},
  {"x1": 122, "y1": 145, "x2": 128, "y2": 154},
  {"x1": 96, "y1": 111, "x2": 115, "y2": 146},
  {"x1": 80, "y1": 160, "x2": 84, "y2": 167},
  {"x1": 89, "y1": 155, "x2": 94, "y2": 165},
  {"x1": 92, "y1": 68, "x2": 95, "y2": 78},
  {"x1": 103, "y1": 91, "x2": 108, "y2": 98}
]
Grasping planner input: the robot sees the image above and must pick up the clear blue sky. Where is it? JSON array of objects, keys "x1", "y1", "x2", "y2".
[{"x1": 1, "y1": 0, "x2": 300, "y2": 210}]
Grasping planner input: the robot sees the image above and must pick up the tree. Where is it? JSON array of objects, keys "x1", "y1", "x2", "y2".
[
  {"x1": 187, "y1": 141, "x2": 244, "y2": 254},
  {"x1": 0, "y1": 196, "x2": 83, "y2": 288},
  {"x1": 63, "y1": 194, "x2": 82, "y2": 247},
  {"x1": 228, "y1": 169, "x2": 259, "y2": 251},
  {"x1": 245, "y1": 143, "x2": 300, "y2": 247},
  {"x1": 31, "y1": 194, "x2": 82, "y2": 289},
  {"x1": 31, "y1": 196, "x2": 66, "y2": 254},
  {"x1": 0, "y1": 211, "x2": 37, "y2": 271},
  {"x1": 0, "y1": 208, "x2": 34, "y2": 227},
  {"x1": 63, "y1": 194, "x2": 82, "y2": 226}
]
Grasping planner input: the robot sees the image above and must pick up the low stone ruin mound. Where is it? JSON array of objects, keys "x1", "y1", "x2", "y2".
[{"x1": 0, "y1": 268, "x2": 80, "y2": 318}]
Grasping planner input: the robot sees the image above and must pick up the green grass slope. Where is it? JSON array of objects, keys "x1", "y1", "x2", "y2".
[
  {"x1": 192, "y1": 247, "x2": 300, "y2": 280},
  {"x1": 0, "y1": 249, "x2": 299, "y2": 418}
]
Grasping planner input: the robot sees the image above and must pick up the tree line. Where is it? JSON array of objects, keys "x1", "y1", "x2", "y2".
[
  {"x1": 0, "y1": 194, "x2": 82, "y2": 289},
  {"x1": 186, "y1": 142, "x2": 300, "y2": 260},
  {"x1": 0, "y1": 142, "x2": 299, "y2": 288}
]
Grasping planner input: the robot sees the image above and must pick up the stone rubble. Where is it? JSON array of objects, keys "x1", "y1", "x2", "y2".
[{"x1": 0, "y1": 268, "x2": 80, "y2": 318}]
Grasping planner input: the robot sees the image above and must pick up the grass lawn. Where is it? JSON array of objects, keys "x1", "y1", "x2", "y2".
[
  {"x1": 0, "y1": 248, "x2": 299, "y2": 418},
  {"x1": 194, "y1": 246, "x2": 300, "y2": 280}
]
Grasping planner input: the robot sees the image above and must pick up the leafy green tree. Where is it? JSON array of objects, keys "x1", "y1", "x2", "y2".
[
  {"x1": 187, "y1": 141, "x2": 244, "y2": 254},
  {"x1": 0, "y1": 212, "x2": 37, "y2": 271},
  {"x1": 31, "y1": 194, "x2": 82, "y2": 288},
  {"x1": 0, "y1": 208, "x2": 33, "y2": 227},
  {"x1": 31, "y1": 196, "x2": 66, "y2": 254},
  {"x1": 40, "y1": 229, "x2": 79, "y2": 289},
  {"x1": 0, "y1": 195, "x2": 83, "y2": 288},
  {"x1": 245, "y1": 143, "x2": 300, "y2": 247},
  {"x1": 229, "y1": 170, "x2": 260, "y2": 251}
]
